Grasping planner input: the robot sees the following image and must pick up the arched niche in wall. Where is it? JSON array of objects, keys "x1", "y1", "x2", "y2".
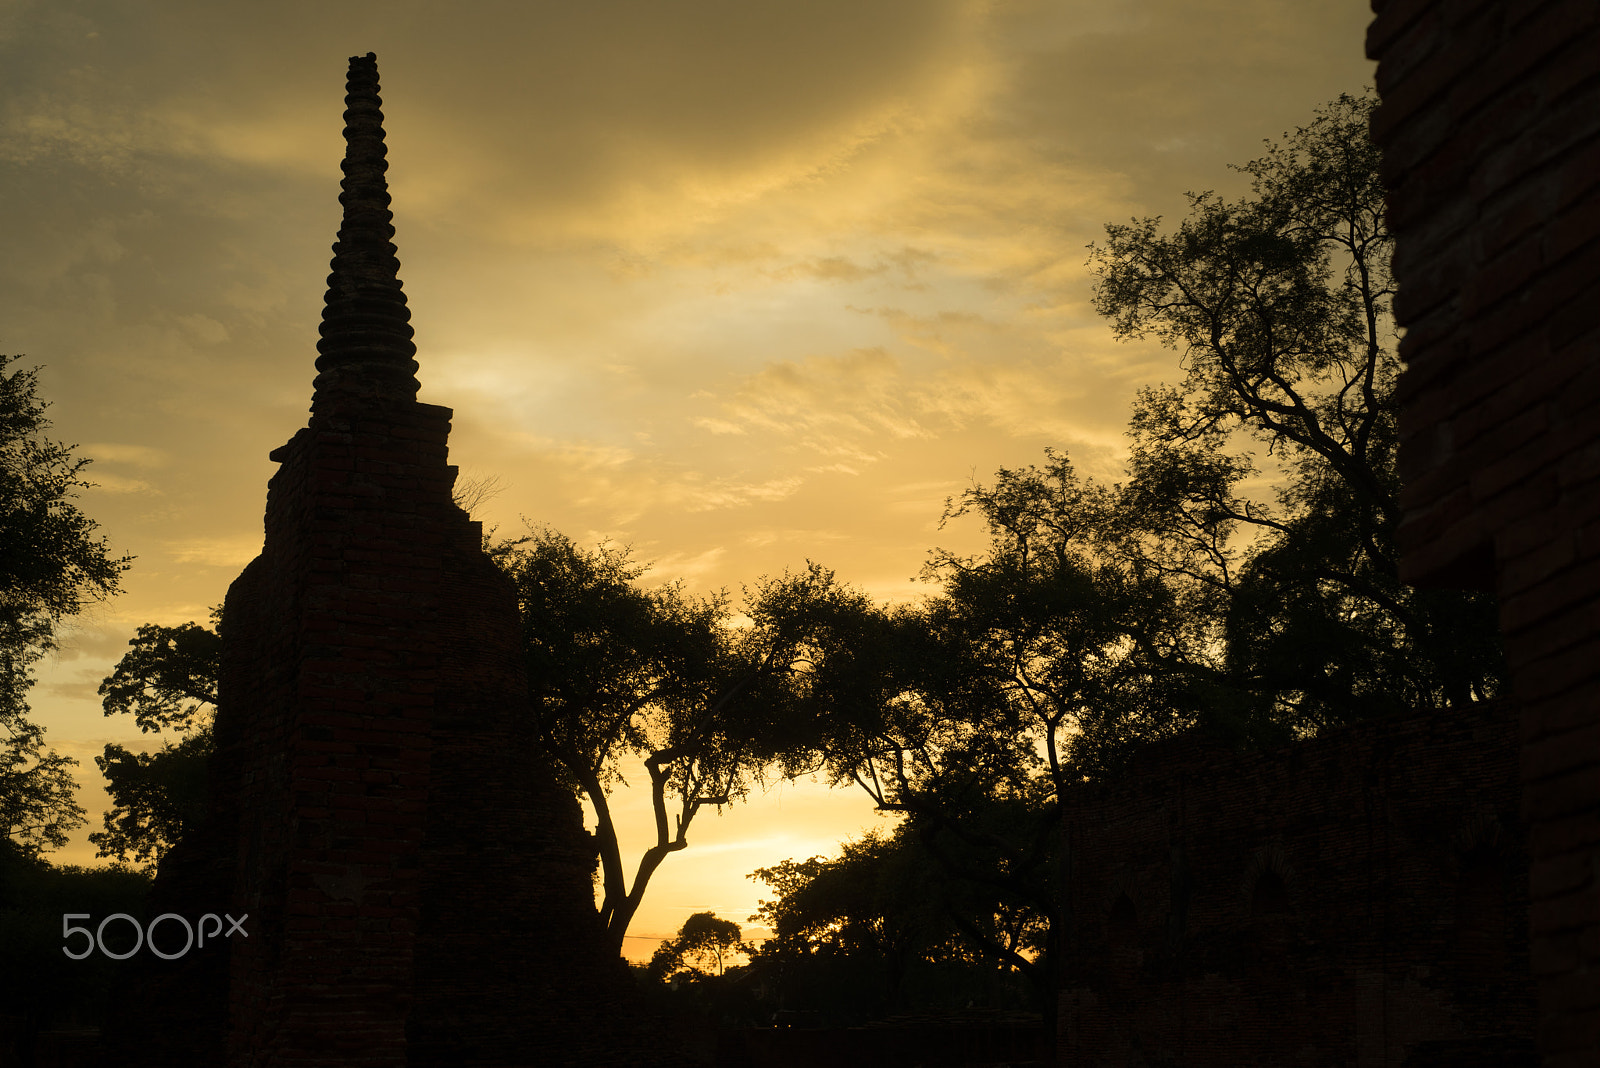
[
  {"x1": 1452, "y1": 811, "x2": 1511, "y2": 982},
  {"x1": 1165, "y1": 843, "x2": 1192, "y2": 949},
  {"x1": 1107, "y1": 891, "x2": 1139, "y2": 988},
  {"x1": 1250, "y1": 870, "x2": 1290, "y2": 919},
  {"x1": 1454, "y1": 847, "x2": 1510, "y2": 981},
  {"x1": 1242, "y1": 848, "x2": 1295, "y2": 974},
  {"x1": 1239, "y1": 847, "x2": 1296, "y2": 919}
]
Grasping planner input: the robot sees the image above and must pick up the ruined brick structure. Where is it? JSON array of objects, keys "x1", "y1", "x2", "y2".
[
  {"x1": 1056, "y1": 700, "x2": 1536, "y2": 1066},
  {"x1": 1055, "y1": 6, "x2": 1598, "y2": 1066},
  {"x1": 1365, "y1": 2, "x2": 1600, "y2": 1065},
  {"x1": 103, "y1": 54, "x2": 671, "y2": 1067}
]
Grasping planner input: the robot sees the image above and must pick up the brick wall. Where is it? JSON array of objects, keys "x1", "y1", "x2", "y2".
[
  {"x1": 220, "y1": 400, "x2": 465, "y2": 1066},
  {"x1": 1366, "y1": 3, "x2": 1600, "y2": 1065},
  {"x1": 720, "y1": 1011, "x2": 1048, "y2": 1067},
  {"x1": 1056, "y1": 700, "x2": 1535, "y2": 1067}
]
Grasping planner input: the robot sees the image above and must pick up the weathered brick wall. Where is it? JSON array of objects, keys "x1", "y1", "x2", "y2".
[
  {"x1": 219, "y1": 400, "x2": 455, "y2": 1066},
  {"x1": 720, "y1": 1011, "x2": 1048, "y2": 1067},
  {"x1": 1057, "y1": 700, "x2": 1535, "y2": 1067},
  {"x1": 1366, "y1": 3, "x2": 1600, "y2": 1065}
]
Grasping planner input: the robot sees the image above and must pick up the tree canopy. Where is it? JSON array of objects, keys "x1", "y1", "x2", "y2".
[
  {"x1": 742, "y1": 90, "x2": 1506, "y2": 1025},
  {"x1": 647, "y1": 911, "x2": 746, "y2": 979},
  {"x1": 74, "y1": 93, "x2": 1511, "y2": 1037},
  {"x1": 98, "y1": 612, "x2": 220, "y2": 735},
  {"x1": 746, "y1": 824, "x2": 1037, "y2": 1020},
  {"x1": 1, "y1": 354, "x2": 129, "y2": 857},
  {"x1": 493, "y1": 528, "x2": 841, "y2": 952},
  {"x1": 1087, "y1": 89, "x2": 1502, "y2": 725},
  {"x1": 91, "y1": 607, "x2": 221, "y2": 867}
]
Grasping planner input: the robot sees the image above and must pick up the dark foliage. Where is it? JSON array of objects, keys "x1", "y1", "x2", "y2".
[
  {"x1": 648, "y1": 911, "x2": 747, "y2": 979},
  {"x1": 0, "y1": 839, "x2": 153, "y2": 1056},
  {"x1": 739, "y1": 91, "x2": 1507, "y2": 1038},
  {"x1": 493, "y1": 528, "x2": 840, "y2": 952},
  {"x1": 743, "y1": 825, "x2": 1035, "y2": 1025},
  {"x1": 92, "y1": 608, "x2": 222, "y2": 867},
  {"x1": 1, "y1": 354, "x2": 129, "y2": 857},
  {"x1": 1087, "y1": 90, "x2": 1503, "y2": 725}
]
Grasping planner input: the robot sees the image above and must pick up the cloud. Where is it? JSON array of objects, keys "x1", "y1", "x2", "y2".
[
  {"x1": 700, "y1": 347, "x2": 933, "y2": 458},
  {"x1": 636, "y1": 547, "x2": 728, "y2": 588},
  {"x1": 495, "y1": 430, "x2": 811, "y2": 525},
  {"x1": 82, "y1": 443, "x2": 171, "y2": 467},
  {"x1": 40, "y1": 675, "x2": 105, "y2": 703},
  {"x1": 770, "y1": 256, "x2": 886, "y2": 285},
  {"x1": 740, "y1": 528, "x2": 851, "y2": 550},
  {"x1": 2, "y1": 0, "x2": 1381, "y2": 940},
  {"x1": 83, "y1": 473, "x2": 153, "y2": 494},
  {"x1": 8, "y1": 0, "x2": 981, "y2": 248},
  {"x1": 39, "y1": 737, "x2": 124, "y2": 761},
  {"x1": 515, "y1": 437, "x2": 637, "y2": 473},
  {"x1": 663, "y1": 475, "x2": 807, "y2": 514},
  {"x1": 165, "y1": 537, "x2": 262, "y2": 568},
  {"x1": 691, "y1": 418, "x2": 746, "y2": 436},
  {"x1": 883, "y1": 479, "x2": 969, "y2": 515},
  {"x1": 40, "y1": 619, "x2": 156, "y2": 664},
  {"x1": 175, "y1": 313, "x2": 230, "y2": 345}
]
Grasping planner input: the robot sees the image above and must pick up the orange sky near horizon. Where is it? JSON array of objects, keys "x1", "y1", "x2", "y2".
[{"x1": 3, "y1": 0, "x2": 1378, "y2": 962}]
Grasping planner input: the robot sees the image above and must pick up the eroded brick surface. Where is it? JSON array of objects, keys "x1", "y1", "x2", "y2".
[
  {"x1": 1365, "y1": 2, "x2": 1600, "y2": 1066},
  {"x1": 1057, "y1": 701, "x2": 1536, "y2": 1067}
]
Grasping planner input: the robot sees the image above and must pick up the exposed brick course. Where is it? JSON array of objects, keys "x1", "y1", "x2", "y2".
[
  {"x1": 1057, "y1": 701, "x2": 1535, "y2": 1067},
  {"x1": 1367, "y1": 1, "x2": 1600, "y2": 1065}
]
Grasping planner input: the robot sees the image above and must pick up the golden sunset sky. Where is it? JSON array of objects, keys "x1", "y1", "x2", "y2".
[{"x1": 6, "y1": 0, "x2": 1376, "y2": 961}]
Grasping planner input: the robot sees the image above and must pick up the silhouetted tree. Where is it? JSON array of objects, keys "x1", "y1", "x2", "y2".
[
  {"x1": 747, "y1": 531, "x2": 1164, "y2": 1020},
  {"x1": 98, "y1": 612, "x2": 220, "y2": 735},
  {"x1": 1087, "y1": 89, "x2": 1503, "y2": 726},
  {"x1": 755, "y1": 92, "x2": 1507, "y2": 1035},
  {"x1": 91, "y1": 610, "x2": 220, "y2": 866},
  {"x1": 648, "y1": 911, "x2": 747, "y2": 979},
  {"x1": 0, "y1": 841, "x2": 153, "y2": 1051},
  {"x1": 494, "y1": 528, "x2": 836, "y2": 953},
  {"x1": 748, "y1": 823, "x2": 1036, "y2": 1017},
  {"x1": 1, "y1": 353, "x2": 129, "y2": 857}
]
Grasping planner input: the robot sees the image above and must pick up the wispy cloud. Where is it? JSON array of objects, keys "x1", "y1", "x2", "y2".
[
  {"x1": 164, "y1": 537, "x2": 261, "y2": 568},
  {"x1": 83, "y1": 443, "x2": 171, "y2": 467},
  {"x1": 84, "y1": 473, "x2": 154, "y2": 494},
  {"x1": 3, "y1": 0, "x2": 1378, "y2": 946}
]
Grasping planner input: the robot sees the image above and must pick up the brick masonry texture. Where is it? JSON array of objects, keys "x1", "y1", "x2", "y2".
[
  {"x1": 99, "y1": 55, "x2": 683, "y2": 1067},
  {"x1": 1056, "y1": 699, "x2": 1536, "y2": 1067},
  {"x1": 1364, "y1": 1, "x2": 1600, "y2": 1066}
]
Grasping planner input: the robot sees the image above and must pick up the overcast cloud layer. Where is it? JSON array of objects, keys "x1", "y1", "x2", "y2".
[{"x1": 4, "y1": 0, "x2": 1376, "y2": 957}]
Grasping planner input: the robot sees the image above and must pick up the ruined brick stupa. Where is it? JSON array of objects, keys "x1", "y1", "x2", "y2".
[{"x1": 105, "y1": 53, "x2": 667, "y2": 1067}]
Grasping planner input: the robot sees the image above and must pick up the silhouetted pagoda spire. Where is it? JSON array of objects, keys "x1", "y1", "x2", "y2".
[
  {"x1": 99, "y1": 51, "x2": 679, "y2": 1068},
  {"x1": 312, "y1": 52, "x2": 419, "y2": 409}
]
